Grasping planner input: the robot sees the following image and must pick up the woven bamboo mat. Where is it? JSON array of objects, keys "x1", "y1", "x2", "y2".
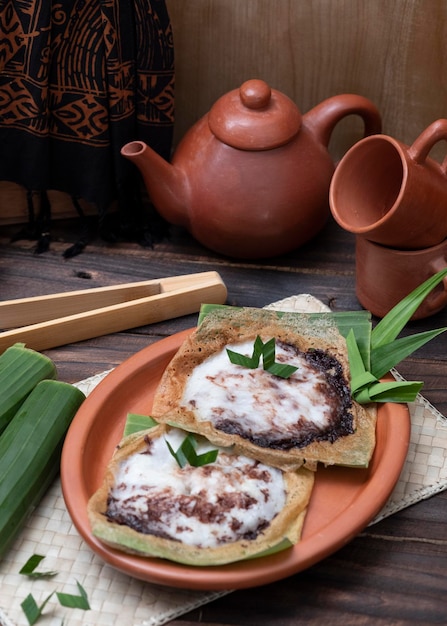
[{"x1": 1, "y1": 295, "x2": 446, "y2": 626}]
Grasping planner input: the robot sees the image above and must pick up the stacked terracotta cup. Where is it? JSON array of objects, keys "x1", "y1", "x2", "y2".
[{"x1": 329, "y1": 119, "x2": 447, "y2": 319}]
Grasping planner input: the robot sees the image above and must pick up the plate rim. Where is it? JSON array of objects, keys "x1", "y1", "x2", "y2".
[{"x1": 61, "y1": 329, "x2": 410, "y2": 590}]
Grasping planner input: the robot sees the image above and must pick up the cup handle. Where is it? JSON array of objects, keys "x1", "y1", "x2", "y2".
[
  {"x1": 424, "y1": 259, "x2": 447, "y2": 313},
  {"x1": 408, "y1": 119, "x2": 447, "y2": 175}
]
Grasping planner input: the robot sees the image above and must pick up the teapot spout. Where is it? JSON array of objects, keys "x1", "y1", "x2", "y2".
[
  {"x1": 304, "y1": 94, "x2": 382, "y2": 149},
  {"x1": 121, "y1": 141, "x2": 189, "y2": 227}
]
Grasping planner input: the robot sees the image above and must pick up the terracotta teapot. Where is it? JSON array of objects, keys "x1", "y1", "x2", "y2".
[{"x1": 121, "y1": 79, "x2": 381, "y2": 258}]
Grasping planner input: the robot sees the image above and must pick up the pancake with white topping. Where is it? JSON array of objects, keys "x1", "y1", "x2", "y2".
[
  {"x1": 151, "y1": 307, "x2": 377, "y2": 471},
  {"x1": 87, "y1": 422, "x2": 314, "y2": 566}
]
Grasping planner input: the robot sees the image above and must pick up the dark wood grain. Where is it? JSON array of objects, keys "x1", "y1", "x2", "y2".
[{"x1": 1, "y1": 217, "x2": 446, "y2": 625}]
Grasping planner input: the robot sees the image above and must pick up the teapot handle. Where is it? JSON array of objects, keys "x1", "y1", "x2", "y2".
[{"x1": 304, "y1": 94, "x2": 382, "y2": 149}]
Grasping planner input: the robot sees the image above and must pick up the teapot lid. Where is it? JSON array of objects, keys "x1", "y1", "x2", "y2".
[{"x1": 208, "y1": 79, "x2": 301, "y2": 150}]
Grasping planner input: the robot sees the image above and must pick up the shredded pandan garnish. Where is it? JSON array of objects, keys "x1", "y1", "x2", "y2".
[{"x1": 227, "y1": 336, "x2": 298, "y2": 379}]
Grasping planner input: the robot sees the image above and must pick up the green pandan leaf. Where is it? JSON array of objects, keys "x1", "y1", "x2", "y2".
[
  {"x1": 330, "y1": 311, "x2": 372, "y2": 371},
  {"x1": 56, "y1": 581, "x2": 90, "y2": 610},
  {"x1": 21, "y1": 592, "x2": 54, "y2": 625},
  {"x1": 227, "y1": 335, "x2": 298, "y2": 379},
  {"x1": 247, "y1": 537, "x2": 294, "y2": 560},
  {"x1": 370, "y1": 327, "x2": 447, "y2": 380},
  {"x1": 355, "y1": 380, "x2": 423, "y2": 404},
  {"x1": 371, "y1": 268, "x2": 447, "y2": 349},
  {"x1": 265, "y1": 361, "x2": 300, "y2": 378},
  {"x1": 261, "y1": 337, "x2": 277, "y2": 369},
  {"x1": 346, "y1": 329, "x2": 374, "y2": 393},
  {"x1": 166, "y1": 433, "x2": 219, "y2": 468},
  {"x1": 226, "y1": 335, "x2": 264, "y2": 369},
  {"x1": 198, "y1": 303, "x2": 233, "y2": 324},
  {"x1": 19, "y1": 554, "x2": 57, "y2": 579},
  {"x1": 123, "y1": 413, "x2": 158, "y2": 437}
]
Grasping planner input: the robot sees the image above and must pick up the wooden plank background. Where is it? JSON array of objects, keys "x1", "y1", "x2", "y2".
[
  {"x1": 168, "y1": 0, "x2": 447, "y2": 156},
  {"x1": 2, "y1": 0, "x2": 446, "y2": 222}
]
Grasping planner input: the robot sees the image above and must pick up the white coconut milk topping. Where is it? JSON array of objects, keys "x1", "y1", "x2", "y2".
[
  {"x1": 108, "y1": 428, "x2": 286, "y2": 548},
  {"x1": 181, "y1": 340, "x2": 335, "y2": 440}
]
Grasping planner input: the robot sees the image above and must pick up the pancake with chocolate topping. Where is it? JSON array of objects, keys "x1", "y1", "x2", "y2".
[
  {"x1": 151, "y1": 307, "x2": 377, "y2": 471},
  {"x1": 87, "y1": 422, "x2": 315, "y2": 566}
]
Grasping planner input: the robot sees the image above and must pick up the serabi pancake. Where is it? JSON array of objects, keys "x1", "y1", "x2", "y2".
[
  {"x1": 88, "y1": 422, "x2": 315, "y2": 566},
  {"x1": 151, "y1": 307, "x2": 377, "y2": 471}
]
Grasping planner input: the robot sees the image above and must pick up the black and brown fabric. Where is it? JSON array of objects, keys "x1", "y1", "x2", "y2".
[{"x1": 0, "y1": 0, "x2": 175, "y2": 254}]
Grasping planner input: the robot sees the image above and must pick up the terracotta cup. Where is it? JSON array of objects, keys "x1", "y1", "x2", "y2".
[
  {"x1": 355, "y1": 235, "x2": 447, "y2": 319},
  {"x1": 329, "y1": 119, "x2": 447, "y2": 249}
]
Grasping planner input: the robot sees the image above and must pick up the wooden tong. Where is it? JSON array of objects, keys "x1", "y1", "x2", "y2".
[{"x1": 0, "y1": 271, "x2": 227, "y2": 353}]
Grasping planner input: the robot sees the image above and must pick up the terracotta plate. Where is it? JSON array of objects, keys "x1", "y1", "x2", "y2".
[{"x1": 60, "y1": 329, "x2": 410, "y2": 590}]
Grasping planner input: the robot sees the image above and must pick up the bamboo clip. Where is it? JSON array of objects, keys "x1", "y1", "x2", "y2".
[{"x1": 0, "y1": 271, "x2": 227, "y2": 354}]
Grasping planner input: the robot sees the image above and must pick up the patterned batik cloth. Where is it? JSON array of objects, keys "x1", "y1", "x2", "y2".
[{"x1": 0, "y1": 0, "x2": 175, "y2": 250}]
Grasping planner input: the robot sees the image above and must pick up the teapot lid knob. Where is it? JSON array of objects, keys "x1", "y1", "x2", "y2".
[
  {"x1": 239, "y1": 79, "x2": 272, "y2": 109},
  {"x1": 208, "y1": 79, "x2": 301, "y2": 150}
]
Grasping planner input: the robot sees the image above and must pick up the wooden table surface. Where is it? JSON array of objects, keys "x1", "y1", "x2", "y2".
[{"x1": 1, "y1": 217, "x2": 446, "y2": 625}]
